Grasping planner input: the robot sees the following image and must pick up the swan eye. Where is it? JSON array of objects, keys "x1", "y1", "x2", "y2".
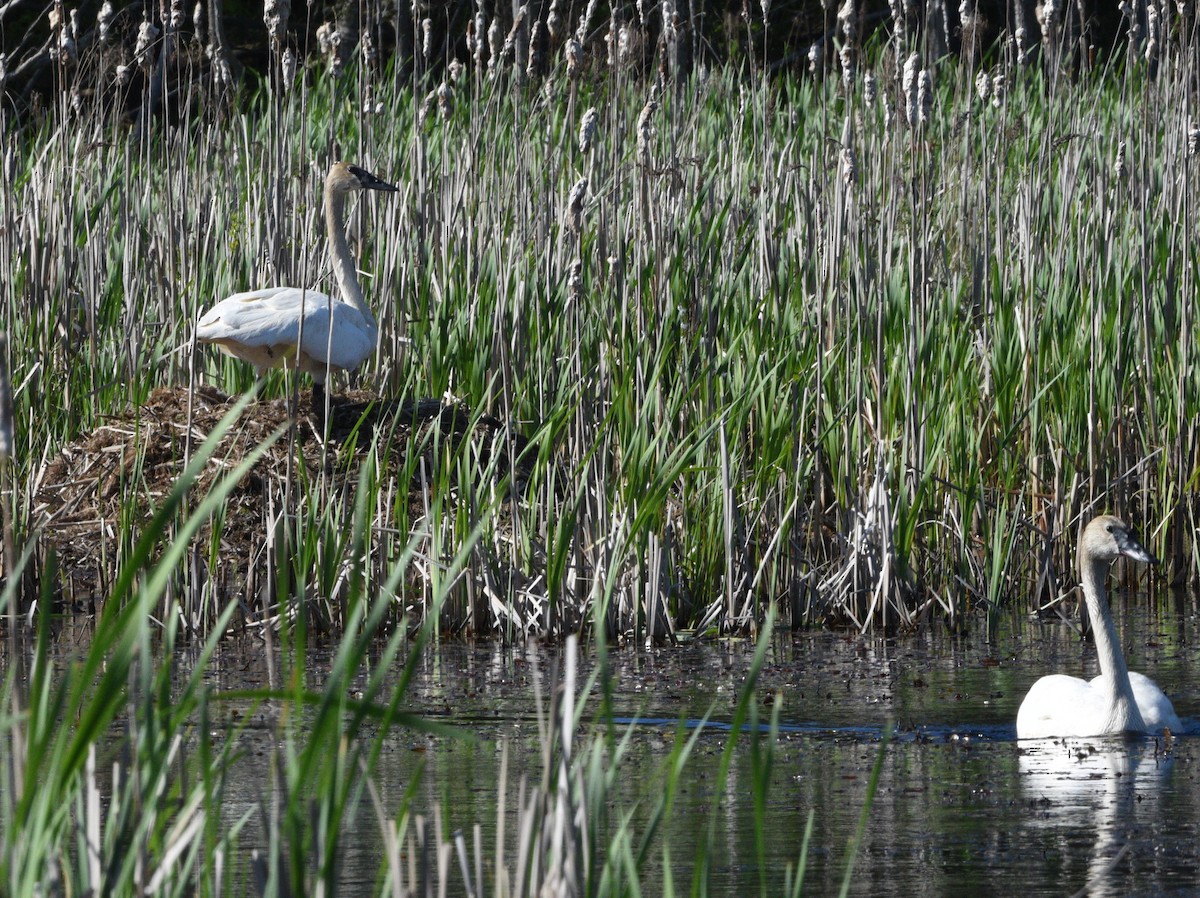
[{"x1": 1105, "y1": 524, "x2": 1114, "y2": 533}]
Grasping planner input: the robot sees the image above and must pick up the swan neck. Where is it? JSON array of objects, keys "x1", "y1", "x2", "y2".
[
  {"x1": 1080, "y1": 554, "x2": 1140, "y2": 727},
  {"x1": 324, "y1": 180, "x2": 377, "y2": 336}
]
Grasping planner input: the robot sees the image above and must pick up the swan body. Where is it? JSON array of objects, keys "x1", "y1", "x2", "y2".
[
  {"x1": 197, "y1": 162, "x2": 396, "y2": 414},
  {"x1": 1016, "y1": 515, "x2": 1182, "y2": 739}
]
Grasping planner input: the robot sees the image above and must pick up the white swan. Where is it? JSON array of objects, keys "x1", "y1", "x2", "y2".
[
  {"x1": 196, "y1": 161, "x2": 397, "y2": 417},
  {"x1": 1016, "y1": 515, "x2": 1182, "y2": 739}
]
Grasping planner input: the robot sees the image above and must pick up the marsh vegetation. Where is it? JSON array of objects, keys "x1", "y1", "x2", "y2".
[{"x1": 3, "y1": 0, "x2": 1200, "y2": 893}]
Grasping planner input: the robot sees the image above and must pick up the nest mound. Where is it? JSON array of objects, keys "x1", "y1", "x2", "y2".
[{"x1": 33, "y1": 385, "x2": 532, "y2": 604}]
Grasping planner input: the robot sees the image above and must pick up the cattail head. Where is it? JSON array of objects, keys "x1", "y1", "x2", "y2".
[
  {"x1": 990, "y1": 73, "x2": 1006, "y2": 106},
  {"x1": 192, "y1": 0, "x2": 204, "y2": 44},
  {"x1": 1145, "y1": 4, "x2": 1160, "y2": 64},
  {"x1": 473, "y1": 12, "x2": 488, "y2": 69},
  {"x1": 807, "y1": 42, "x2": 823, "y2": 75},
  {"x1": 1036, "y1": 0, "x2": 1061, "y2": 35},
  {"x1": 565, "y1": 37, "x2": 583, "y2": 79},
  {"x1": 903, "y1": 52, "x2": 919, "y2": 127},
  {"x1": 575, "y1": 0, "x2": 598, "y2": 45},
  {"x1": 422, "y1": 18, "x2": 433, "y2": 62},
  {"x1": 839, "y1": 45, "x2": 856, "y2": 87},
  {"x1": 917, "y1": 69, "x2": 932, "y2": 126},
  {"x1": 579, "y1": 106, "x2": 599, "y2": 152},
  {"x1": 837, "y1": 0, "x2": 858, "y2": 44},
  {"x1": 568, "y1": 259, "x2": 584, "y2": 305},
  {"x1": 281, "y1": 46, "x2": 296, "y2": 87},
  {"x1": 567, "y1": 177, "x2": 588, "y2": 234},
  {"x1": 1114, "y1": 141, "x2": 1127, "y2": 179},
  {"x1": 637, "y1": 95, "x2": 658, "y2": 165},
  {"x1": 135, "y1": 18, "x2": 160, "y2": 69},
  {"x1": 487, "y1": 17, "x2": 502, "y2": 76},
  {"x1": 98, "y1": 0, "x2": 116, "y2": 44},
  {"x1": 839, "y1": 116, "x2": 856, "y2": 187},
  {"x1": 975, "y1": 70, "x2": 990, "y2": 102},
  {"x1": 437, "y1": 80, "x2": 453, "y2": 119},
  {"x1": 1189, "y1": 120, "x2": 1200, "y2": 157},
  {"x1": 863, "y1": 71, "x2": 877, "y2": 106},
  {"x1": 528, "y1": 18, "x2": 547, "y2": 78},
  {"x1": 264, "y1": 0, "x2": 290, "y2": 49}
]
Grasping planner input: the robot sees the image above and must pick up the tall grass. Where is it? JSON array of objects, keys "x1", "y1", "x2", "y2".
[{"x1": 5, "y1": 7, "x2": 1200, "y2": 641}]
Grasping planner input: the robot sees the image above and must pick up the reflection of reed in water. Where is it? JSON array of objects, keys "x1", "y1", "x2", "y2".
[{"x1": 1019, "y1": 739, "x2": 1173, "y2": 898}]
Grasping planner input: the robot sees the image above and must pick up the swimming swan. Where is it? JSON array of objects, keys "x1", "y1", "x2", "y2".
[
  {"x1": 196, "y1": 161, "x2": 397, "y2": 417},
  {"x1": 1016, "y1": 515, "x2": 1182, "y2": 739}
]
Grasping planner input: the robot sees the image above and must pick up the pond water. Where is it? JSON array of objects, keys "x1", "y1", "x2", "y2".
[{"x1": 186, "y1": 599, "x2": 1200, "y2": 897}]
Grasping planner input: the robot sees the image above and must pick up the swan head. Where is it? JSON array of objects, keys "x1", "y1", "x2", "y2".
[
  {"x1": 326, "y1": 161, "x2": 398, "y2": 195},
  {"x1": 1080, "y1": 515, "x2": 1158, "y2": 571}
]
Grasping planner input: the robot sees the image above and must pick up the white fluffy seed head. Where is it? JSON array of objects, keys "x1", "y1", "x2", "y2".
[
  {"x1": 863, "y1": 71, "x2": 877, "y2": 106},
  {"x1": 579, "y1": 106, "x2": 599, "y2": 152}
]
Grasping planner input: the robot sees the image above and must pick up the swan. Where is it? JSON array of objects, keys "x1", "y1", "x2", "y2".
[
  {"x1": 1016, "y1": 515, "x2": 1182, "y2": 739},
  {"x1": 196, "y1": 161, "x2": 397, "y2": 417}
]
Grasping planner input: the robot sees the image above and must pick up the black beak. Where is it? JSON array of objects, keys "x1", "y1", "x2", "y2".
[
  {"x1": 1116, "y1": 527, "x2": 1158, "y2": 565},
  {"x1": 349, "y1": 165, "x2": 398, "y2": 192}
]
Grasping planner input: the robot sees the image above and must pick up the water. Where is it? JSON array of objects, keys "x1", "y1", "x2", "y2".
[
  {"x1": 181, "y1": 601, "x2": 1200, "y2": 897},
  {"x1": 21, "y1": 601, "x2": 1196, "y2": 895}
]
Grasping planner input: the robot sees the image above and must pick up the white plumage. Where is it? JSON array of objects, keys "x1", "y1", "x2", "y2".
[
  {"x1": 197, "y1": 161, "x2": 397, "y2": 416},
  {"x1": 1016, "y1": 515, "x2": 1182, "y2": 739}
]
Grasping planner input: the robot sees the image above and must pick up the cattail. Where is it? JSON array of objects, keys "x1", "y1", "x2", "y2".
[
  {"x1": 437, "y1": 80, "x2": 453, "y2": 119},
  {"x1": 566, "y1": 177, "x2": 588, "y2": 234},
  {"x1": 1114, "y1": 141, "x2": 1127, "y2": 179},
  {"x1": 605, "y1": 17, "x2": 617, "y2": 67},
  {"x1": 98, "y1": 0, "x2": 116, "y2": 44},
  {"x1": 547, "y1": 0, "x2": 562, "y2": 41},
  {"x1": 575, "y1": 0, "x2": 598, "y2": 45},
  {"x1": 839, "y1": 45, "x2": 855, "y2": 87},
  {"x1": 422, "y1": 18, "x2": 433, "y2": 62},
  {"x1": 618, "y1": 23, "x2": 638, "y2": 67},
  {"x1": 807, "y1": 42, "x2": 823, "y2": 75},
  {"x1": 991, "y1": 73, "x2": 1006, "y2": 106},
  {"x1": 975, "y1": 70, "x2": 990, "y2": 102},
  {"x1": 1145, "y1": 4, "x2": 1160, "y2": 64},
  {"x1": 60, "y1": 8, "x2": 79, "y2": 63},
  {"x1": 169, "y1": 0, "x2": 183, "y2": 29},
  {"x1": 863, "y1": 71, "x2": 877, "y2": 106},
  {"x1": 192, "y1": 1, "x2": 204, "y2": 45},
  {"x1": 361, "y1": 29, "x2": 378, "y2": 69},
  {"x1": 579, "y1": 106, "x2": 599, "y2": 151},
  {"x1": 116, "y1": 62, "x2": 133, "y2": 84},
  {"x1": 839, "y1": 117, "x2": 856, "y2": 187},
  {"x1": 487, "y1": 16, "x2": 502, "y2": 76},
  {"x1": 637, "y1": 95, "x2": 657, "y2": 165},
  {"x1": 837, "y1": 0, "x2": 857, "y2": 44},
  {"x1": 264, "y1": 0, "x2": 289, "y2": 49},
  {"x1": 1188, "y1": 122, "x2": 1200, "y2": 157},
  {"x1": 1015, "y1": 26, "x2": 1029, "y2": 65},
  {"x1": 135, "y1": 18, "x2": 160, "y2": 69},
  {"x1": 565, "y1": 38, "x2": 583, "y2": 79},
  {"x1": 280, "y1": 46, "x2": 296, "y2": 88},
  {"x1": 917, "y1": 69, "x2": 932, "y2": 126},
  {"x1": 1036, "y1": 0, "x2": 1061, "y2": 35},
  {"x1": 568, "y1": 259, "x2": 584, "y2": 305},
  {"x1": 528, "y1": 18, "x2": 547, "y2": 78},
  {"x1": 473, "y1": 12, "x2": 487, "y2": 69},
  {"x1": 448, "y1": 57, "x2": 464, "y2": 82},
  {"x1": 902, "y1": 52, "x2": 919, "y2": 127}
]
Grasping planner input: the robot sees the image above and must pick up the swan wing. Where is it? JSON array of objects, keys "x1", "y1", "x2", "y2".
[
  {"x1": 197, "y1": 288, "x2": 375, "y2": 372},
  {"x1": 1126, "y1": 671, "x2": 1183, "y2": 733},
  {"x1": 1017, "y1": 674, "x2": 1108, "y2": 739}
]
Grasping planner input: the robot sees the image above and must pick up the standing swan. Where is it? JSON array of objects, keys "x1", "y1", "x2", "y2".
[
  {"x1": 1016, "y1": 515, "x2": 1182, "y2": 739},
  {"x1": 196, "y1": 161, "x2": 397, "y2": 417}
]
